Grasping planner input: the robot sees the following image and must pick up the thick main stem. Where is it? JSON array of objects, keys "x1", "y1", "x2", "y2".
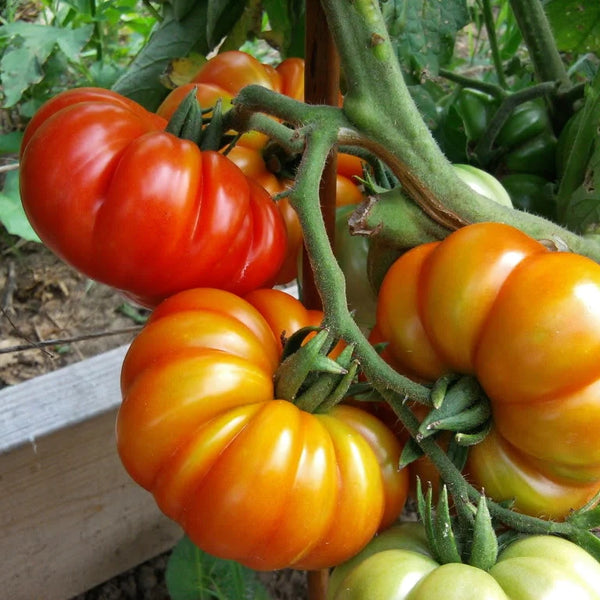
[{"x1": 508, "y1": 0, "x2": 570, "y2": 88}]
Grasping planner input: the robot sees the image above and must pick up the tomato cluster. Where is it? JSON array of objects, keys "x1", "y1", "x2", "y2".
[
  {"x1": 18, "y1": 45, "x2": 600, "y2": 593},
  {"x1": 375, "y1": 222, "x2": 600, "y2": 518},
  {"x1": 158, "y1": 50, "x2": 365, "y2": 284}
]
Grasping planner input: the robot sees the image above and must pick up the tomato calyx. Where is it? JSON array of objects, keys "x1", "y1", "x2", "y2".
[
  {"x1": 165, "y1": 90, "x2": 232, "y2": 151},
  {"x1": 419, "y1": 376, "x2": 492, "y2": 444},
  {"x1": 274, "y1": 328, "x2": 359, "y2": 413},
  {"x1": 398, "y1": 376, "x2": 492, "y2": 473},
  {"x1": 417, "y1": 479, "x2": 499, "y2": 570}
]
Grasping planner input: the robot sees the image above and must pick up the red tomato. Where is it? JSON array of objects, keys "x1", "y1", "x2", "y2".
[
  {"x1": 158, "y1": 50, "x2": 366, "y2": 285},
  {"x1": 117, "y1": 288, "x2": 408, "y2": 570},
  {"x1": 19, "y1": 88, "x2": 287, "y2": 307},
  {"x1": 375, "y1": 222, "x2": 600, "y2": 518}
]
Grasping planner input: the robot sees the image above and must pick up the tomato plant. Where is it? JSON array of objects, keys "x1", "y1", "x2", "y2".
[
  {"x1": 327, "y1": 522, "x2": 600, "y2": 599},
  {"x1": 117, "y1": 287, "x2": 409, "y2": 571},
  {"x1": 13, "y1": 1, "x2": 600, "y2": 597},
  {"x1": 18, "y1": 87, "x2": 287, "y2": 307},
  {"x1": 375, "y1": 221, "x2": 600, "y2": 517}
]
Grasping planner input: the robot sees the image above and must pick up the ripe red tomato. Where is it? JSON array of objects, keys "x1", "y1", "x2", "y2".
[
  {"x1": 375, "y1": 222, "x2": 600, "y2": 518},
  {"x1": 117, "y1": 287, "x2": 409, "y2": 570},
  {"x1": 19, "y1": 87, "x2": 287, "y2": 307}
]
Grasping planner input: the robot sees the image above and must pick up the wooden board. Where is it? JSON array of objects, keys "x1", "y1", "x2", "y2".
[{"x1": 0, "y1": 345, "x2": 182, "y2": 600}]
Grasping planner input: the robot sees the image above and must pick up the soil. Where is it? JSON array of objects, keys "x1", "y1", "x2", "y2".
[{"x1": 0, "y1": 232, "x2": 311, "y2": 599}]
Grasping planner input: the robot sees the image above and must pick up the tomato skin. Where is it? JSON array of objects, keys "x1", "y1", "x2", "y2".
[
  {"x1": 117, "y1": 287, "x2": 408, "y2": 570},
  {"x1": 466, "y1": 428, "x2": 600, "y2": 519},
  {"x1": 375, "y1": 222, "x2": 600, "y2": 517},
  {"x1": 328, "y1": 522, "x2": 600, "y2": 600},
  {"x1": 19, "y1": 88, "x2": 287, "y2": 307}
]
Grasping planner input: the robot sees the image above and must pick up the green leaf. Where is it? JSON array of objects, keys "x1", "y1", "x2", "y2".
[
  {"x1": 263, "y1": 0, "x2": 305, "y2": 57},
  {"x1": 545, "y1": 0, "x2": 600, "y2": 54},
  {"x1": 0, "y1": 170, "x2": 40, "y2": 242},
  {"x1": 165, "y1": 536, "x2": 271, "y2": 600},
  {"x1": 0, "y1": 131, "x2": 23, "y2": 155},
  {"x1": 207, "y1": 0, "x2": 247, "y2": 49},
  {"x1": 220, "y1": 0, "x2": 265, "y2": 55},
  {"x1": 111, "y1": 2, "x2": 211, "y2": 111},
  {"x1": 0, "y1": 22, "x2": 93, "y2": 106},
  {"x1": 382, "y1": 0, "x2": 470, "y2": 79},
  {"x1": 172, "y1": 0, "x2": 201, "y2": 20}
]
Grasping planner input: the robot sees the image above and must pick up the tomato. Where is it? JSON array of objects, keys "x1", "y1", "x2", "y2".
[
  {"x1": 452, "y1": 164, "x2": 512, "y2": 208},
  {"x1": 157, "y1": 51, "x2": 303, "y2": 150},
  {"x1": 375, "y1": 222, "x2": 600, "y2": 517},
  {"x1": 117, "y1": 287, "x2": 409, "y2": 571},
  {"x1": 327, "y1": 522, "x2": 600, "y2": 599},
  {"x1": 19, "y1": 88, "x2": 287, "y2": 307},
  {"x1": 466, "y1": 428, "x2": 600, "y2": 520}
]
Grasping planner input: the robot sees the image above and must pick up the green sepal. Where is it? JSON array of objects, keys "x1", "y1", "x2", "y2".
[
  {"x1": 398, "y1": 437, "x2": 425, "y2": 469},
  {"x1": 423, "y1": 397, "x2": 491, "y2": 435},
  {"x1": 280, "y1": 325, "x2": 330, "y2": 362},
  {"x1": 416, "y1": 478, "x2": 442, "y2": 562},
  {"x1": 274, "y1": 329, "x2": 332, "y2": 401},
  {"x1": 294, "y1": 345, "x2": 357, "y2": 413},
  {"x1": 454, "y1": 420, "x2": 492, "y2": 446},
  {"x1": 434, "y1": 485, "x2": 463, "y2": 564},
  {"x1": 418, "y1": 377, "x2": 482, "y2": 438},
  {"x1": 199, "y1": 98, "x2": 226, "y2": 151},
  {"x1": 430, "y1": 373, "x2": 459, "y2": 409},
  {"x1": 313, "y1": 359, "x2": 360, "y2": 413},
  {"x1": 567, "y1": 508, "x2": 600, "y2": 531},
  {"x1": 165, "y1": 88, "x2": 204, "y2": 144},
  {"x1": 468, "y1": 494, "x2": 499, "y2": 571},
  {"x1": 567, "y1": 486, "x2": 600, "y2": 526},
  {"x1": 446, "y1": 435, "x2": 470, "y2": 473}
]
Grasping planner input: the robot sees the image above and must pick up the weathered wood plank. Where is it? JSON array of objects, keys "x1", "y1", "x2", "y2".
[{"x1": 0, "y1": 345, "x2": 182, "y2": 600}]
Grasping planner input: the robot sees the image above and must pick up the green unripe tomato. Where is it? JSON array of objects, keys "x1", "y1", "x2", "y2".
[{"x1": 453, "y1": 164, "x2": 513, "y2": 208}]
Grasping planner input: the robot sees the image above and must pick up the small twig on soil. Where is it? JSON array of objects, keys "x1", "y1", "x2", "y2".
[
  {"x1": 1, "y1": 259, "x2": 17, "y2": 315},
  {"x1": 0, "y1": 326, "x2": 142, "y2": 355},
  {"x1": 0, "y1": 162, "x2": 19, "y2": 173}
]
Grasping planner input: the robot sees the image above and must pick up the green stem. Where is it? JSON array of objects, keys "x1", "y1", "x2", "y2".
[
  {"x1": 287, "y1": 119, "x2": 431, "y2": 406},
  {"x1": 89, "y1": 0, "x2": 103, "y2": 63},
  {"x1": 439, "y1": 68, "x2": 507, "y2": 100},
  {"x1": 556, "y1": 72, "x2": 600, "y2": 222},
  {"x1": 481, "y1": 0, "x2": 507, "y2": 89},
  {"x1": 508, "y1": 0, "x2": 570, "y2": 88}
]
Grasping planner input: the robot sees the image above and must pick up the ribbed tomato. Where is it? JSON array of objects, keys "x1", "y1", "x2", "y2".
[
  {"x1": 375, "y1": 222, "x2": 600, "y2": 518},
  {"x1": 117, "y1": 287, "x2": 409, "y2": 570},
  {"x1": 19, "y1": 87, "x2": 287, "y2": 307}
]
